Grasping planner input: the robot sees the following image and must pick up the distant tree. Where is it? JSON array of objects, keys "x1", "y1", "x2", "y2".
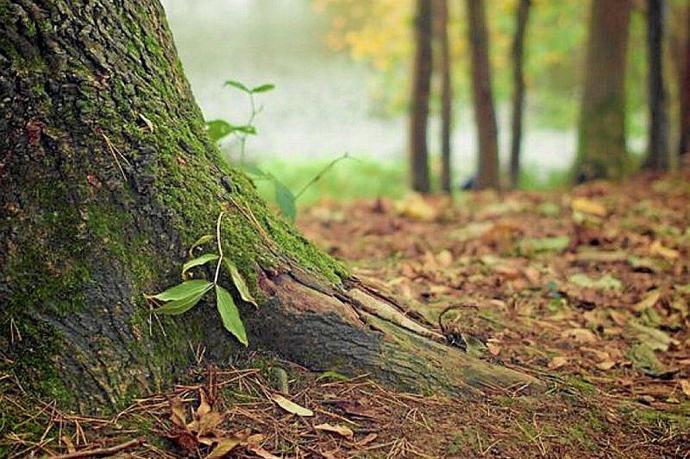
[
  {"x1": 670, "y1": 1, "x2": 690, "y2": 159},
  {"x1": 409, "y1": 0, "x2": 434, "y2": 192},
  {"x1": 643, "y1": 0, "x2": 670, "y2": 170},
  {"x1": 465, "y1": 0, "x2": 500, "y2": 189},
  {"x1": 574, "y1": 0, "x2": 632, "y2": 182},
  {"x1": 435, "y1": 0, "x2": 453, "y2": 193},
  {"x1": 509, "y1": 0, "x2": 531, "y2": 189}
]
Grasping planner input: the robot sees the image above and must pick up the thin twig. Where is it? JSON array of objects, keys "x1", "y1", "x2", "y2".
[
  {"x1": 49, "y1": 437, "x2": 144, "y2": 459},
  {"x1": 294, "y1": 152, "x2": 350, "y2": 200}
]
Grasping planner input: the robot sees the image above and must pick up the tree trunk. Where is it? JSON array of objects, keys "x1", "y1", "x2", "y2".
[
  {"x1": 509, "y1": 0, "x2": 530, "y2": 189},
  {"x1": 0, "y1": 0, "x2": 540, "y2": 412},
  {"x1": 435, "y1": 0, "x2": 453, "y2": 193},
  {"x1": 575, "y1": 0, "x2": 632, "y2": 182},
  {"x1": 671, "y1": 2, "x2": 690, "y2": 159},
  {"x1": 465, "y1": 0, "x2": 500, "y2": 190},
  {"x1": 643, "y1": 0, "x2": 670, "y2": 170},
  {"x1": 409, "y1": 0, "x2": 433, "y2": 193}
]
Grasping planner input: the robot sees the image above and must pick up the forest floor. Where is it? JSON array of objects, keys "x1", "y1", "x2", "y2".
[{"x1": 3, "y1": 174, "x2": 690, "y2": 458}]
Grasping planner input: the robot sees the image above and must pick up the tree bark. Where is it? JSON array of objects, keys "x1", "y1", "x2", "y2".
[
  {"x1": 509, "y1": 0, "x2": 530, "y2": 189},
  {"x1": 643, "y1": 0, "x2": 670, "y2": 170},
  {"x1": 0, "y1": 0, "x2": 540, "y2": 411},
  {"x1": 435, "y1": 0, "x2": 453, "y2": 193},
  {"x1": 671, "y1": 2, "x2": 690, "y2": 159},
  {"x1": 409, "y1": 0, "x2": 433, "y2": 193},
  {"x1": 465, "y1": 0, "x2": 500, "y2": 190},
  {"x1": 575, "y1": 0, "x2": 632, "y2": 182}
]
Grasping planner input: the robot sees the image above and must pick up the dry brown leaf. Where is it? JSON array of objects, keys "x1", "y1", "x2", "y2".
[
  {"x1": 596, "y1": 360, "x2": 616, "y2": 370},
  {"x1": 608, "y1": 309, "x2": 630, "y2": 326},
  {"x1": 204, "y1": 438, "x2": 242, "y2": 459},
  {"x1": 571, "y1": 197, "x2": 607, "y2": 217},
  {"x1": 315, "y1": 423, "x2": 354, "y2": 440},
  {"x1": 680, "y1": 379, "x2": 690, "y2": 398},
  {"x1": 633, "y1": 290, "x2": 661, "y2": 313},
  {"x1": 170, "y1": 396, "x2": 187, "y2": 428},
  {"x1": 271, "y1": 394, "x2": 314, "y2": 417},
  {"x1": 548, "y1": 356, "x2": 568, "y2": 370},
  {"x1": 561, "y1": 328, "x2": 598, "y2": 344},
  {"x1": 248, "y1": 445, "x2": 281, "y2": 459},
  {"x1": 487, "y1": 342, "x2": 502, "y2": 356},
  {"x1": 437, "y1": 249, "x2": 453, "y2": 267},
  {"x1": 196, "y1": 389, "x2": 212, "y2": 419},
  {"x1": 650, "y1": 240, "x2": 679, "y2": 259},
  {"x1": 395, "y1": 193, "x2": 436, "y2": 221}
]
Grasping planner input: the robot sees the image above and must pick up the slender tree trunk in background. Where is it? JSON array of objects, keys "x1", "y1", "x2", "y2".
[
  {"x1": 409, "y1": 0, "x2": 433, "y2": 192},
  {"x1": 575, "y1": 0, "x2": 632, "y2": 182},
  {"x1": 465, "y1": 0, "x2": 500, "y2": 190},
  {"x1": 435, "y1": 0, "x2": 453, "y2": 193},
  {"x1": 674, "y1": 3, "x2": 690, "y2": 159},
  {"x1": 643, "y1": 0, "x2": 670, "y2": 170},
  {"x1": 0, "y1": 0, "x2": 540, "y2": 412},
  {"x1": 509, "y1": 0, "x2": 530, "y2": 189}
]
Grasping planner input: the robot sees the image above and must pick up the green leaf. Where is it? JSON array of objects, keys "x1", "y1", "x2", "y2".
[
  {"x1": 155, "y1": 289, "x2": 209, "y2": 315},
  {"x1": 205, "y1": 120, "x2": 234, "y2": 142},
  {"x1": 223, "y1": 260, "x2": 258, "y2": 306},
  {"x1": 147, "y1": 280, "x2": 213, "y2": 301},
  {"x1": 273, "y1": 179, "x2": 297, "y2": 223},
  {"x1": 215, "y1": 285, "x2": 248, "y2": 346},
  {"x1": 224, "y1": 80, "x2": 250, "y2": 92},
  {"x1": 568, "y1": 273, "x2": 622, "y2": 291},
  {"x1": 251, "y1": 83, "x2": 275, "y2": 93},
  {"x1": 182, "y1": 253, "x2": 219, "y2": 276},
  {"x1": 188, "y1": 234, "x2": 214, "y2": 257}
]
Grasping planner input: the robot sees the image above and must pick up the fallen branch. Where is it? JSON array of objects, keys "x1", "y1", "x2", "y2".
[{"x1": 50, "y1": 437, "x2": 144, "y2": 459}]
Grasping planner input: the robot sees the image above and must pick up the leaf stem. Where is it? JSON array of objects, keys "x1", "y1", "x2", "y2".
[
  {"x1": 295, "y1": 153, "x2": 351, "y2": 200},
  {"x1": 213, "y1": 211, "x2": 225, "y2": 285}
]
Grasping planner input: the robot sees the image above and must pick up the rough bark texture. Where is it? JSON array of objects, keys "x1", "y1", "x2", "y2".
[
  {"x1": 0, "y1": 0, "x2": 540, "y2": 411},
  {"x1": 409, "y1": 0, "x2": 433, "y2": 193},
  {"x1": 466, "y1": 0, "x2": 500, "y2": 190},
  {"x1": 509, "y1": 0, "x2": 530, "y2": 189},
  {"x1": 643, "y1": 0, "x2": 670, "y2": 170},
  {"x1": 575, "y1": 0, "x2": 632, "y2": 182},
  {"x1": 435, "y1": 0, "x2": 453, "y2": 193}
]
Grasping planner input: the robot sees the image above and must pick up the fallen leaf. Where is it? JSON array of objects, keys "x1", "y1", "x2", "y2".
[
  {"x1": 248, "y1": 446, "x2": 281, "y2": 459},
  {"x1": 315, "y1": 423, "x2": 354, "y2": 440},
  {"x1": 487, "y1": 342, "x2": 502, "y2": 356},
  {"x1": 436, "y1": 249, "x2": 453, "y2": 267},
  {"x1": 204, "y1": 438, "x2": 242, "y2": 459},
  {"x1": 569, "y1": 273, "x2": 622, "y2": 291},
  {"x1": 596, "y1": 360, "x2": 616, "y2": 370},
  {"x1": 548, "y1": 356, "x2": 568, "y2": 370},
  {"x1": 650, "y1": 240, "x2": 679, "y2": 259},
  {"x1": 628, "y1": 343, "x2": 668, "y2": 377},
  {"x1": 561, "y1": 328, "x2": 598, "y2": 344},
  {"x1": 395, "y1": 193, "x2": 436, "y2": 221},
  {"x1": 170, "y1": 397, "x2": 187, "y2": 428},
  {"x1": 680, "y1": 379, "x2": 690, "y2": 398},
  {"x1": 571, "y1": 197, "x2": 607, "y2": 217},
  {"x1": 633, "y1": 290, "x2": 661, "y2": 313},
  {"x1": 271, "y1": 394, "x2": 314, "y2": 417}
]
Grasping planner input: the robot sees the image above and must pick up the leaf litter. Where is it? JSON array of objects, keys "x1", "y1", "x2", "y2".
[{"x1": 3, "y1": 174, "x2": 690, "y2": 458}]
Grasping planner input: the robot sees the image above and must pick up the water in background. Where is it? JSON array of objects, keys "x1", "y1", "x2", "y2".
[{"x1": 162, "y1": 0, "x2": 575, "y2": 180}]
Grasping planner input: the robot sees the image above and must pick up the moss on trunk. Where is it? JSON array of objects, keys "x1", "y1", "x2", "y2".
[{"x1": 1, "y1": 0, "x2": 542, "y2": 412}]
